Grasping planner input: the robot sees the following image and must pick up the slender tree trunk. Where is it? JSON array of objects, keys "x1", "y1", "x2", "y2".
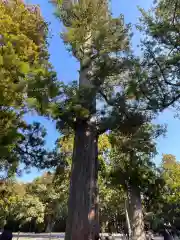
[
  {"x1": 125, "y1": 199, "x2": 132, "y2": 239},
  {"x1": 127, "y1": 186, "x2": 146, "y2": 240},
  {"x1": 45, "y1": 217, "x2": 54, "y2": 233},
  {"x1": 65, "y1": 122, "x2": 99, "y2": 240}
]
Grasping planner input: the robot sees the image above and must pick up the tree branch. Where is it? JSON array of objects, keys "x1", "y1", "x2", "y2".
[
  {"x1": 98, "y1": 89, "x2": 115, "y2": 106},
  {"x1": 145, "y1": 44, "x2": 180, "y2": 87},
  {"x1": 161, "y1": 93, "x2": 180, "y2": 110}
]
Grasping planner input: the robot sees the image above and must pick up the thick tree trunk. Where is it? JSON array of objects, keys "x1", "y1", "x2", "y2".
[
  {"x1": 65, "y1": 122, "x2": 99, "y2": 240},
  {"x1": 128, "y1": 186, "x2": 146, "y2": 240}
]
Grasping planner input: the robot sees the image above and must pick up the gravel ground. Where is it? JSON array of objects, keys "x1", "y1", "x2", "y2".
[{"x1": 12, "y1": 233, "x2": 164, "y2": 240}]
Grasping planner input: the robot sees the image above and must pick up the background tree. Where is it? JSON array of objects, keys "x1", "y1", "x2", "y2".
[
  {"x1": 143, "y1": 154, "x2": 180, "y2": 232},
  {"x1": 161, "y1": 154, "x2": 180, "y2": 228},
  {"x1": 0, "y1": 0, "x2": 58, "y2": 110},
  {"x1": 15, "y1": 194, "x2": 45, "y2": 232},
  {"x1": 0, "y1": 179, "x2": 26, "y2": 229},
  {"x1": 109, "y1": 113, "x2": 165, "y2": 240},
  {"x1": 0, "y1": 120, "x2": 48, "y2": 180},
  {"x1": 162, "y1": 154, "x2": 177, "y2": 166},
  {"x1": 26, "y1": 172, "x2": 66, "y2": 233},
  {"x1": 99, "y1": 176, "x2": 126, "y2": 234},
  {"x1": 0, "y1": 0, "x2": 58, "y2": 176}
]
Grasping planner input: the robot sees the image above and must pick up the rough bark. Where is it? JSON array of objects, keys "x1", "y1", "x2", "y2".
[
  {"x1": 65, "y1": 122, "x2": 99, "y2": 240},
  {"x1": 128, "y1": 186, "x2": 146, "y2": 240}
]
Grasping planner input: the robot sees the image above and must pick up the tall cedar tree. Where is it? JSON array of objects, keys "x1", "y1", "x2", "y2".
[{"x1": 50, "y1": 1, "x2": 131, "y2": 239}]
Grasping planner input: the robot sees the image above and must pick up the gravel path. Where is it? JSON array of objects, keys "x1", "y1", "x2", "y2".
[{"x1": 12, "y1": 233, "x2": 164, "y2": 240}]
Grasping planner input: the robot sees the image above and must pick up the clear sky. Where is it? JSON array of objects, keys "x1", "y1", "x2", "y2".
[{"x1": 19, "y1": 0, "x2": 180, "y2": 182}]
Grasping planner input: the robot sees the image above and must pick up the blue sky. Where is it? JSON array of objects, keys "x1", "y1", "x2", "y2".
[{"x1": 19, "y1": 0, "x2": 180, "y2": 182}]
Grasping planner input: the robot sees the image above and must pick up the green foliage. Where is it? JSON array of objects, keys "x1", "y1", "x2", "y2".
[
  {"x1": 109, "y1": 114, "x2": 165, "y2": 191},
  {"x1": 144, "y1": 154, "x2": 180, "y2": 231},
  {"x1": 0, "y1": 110, "x2": 23, "y2": 177},
  {"x1": 48, "y1": 0, "x2": 134, "y2": 135},
  {"x1": 0, "y1": 173, "x2": 67, "y2": 231},
  {"x1": 26, "y1": 172, "x2": 67, "y2": 230},
  {"x1": 162, "y1": 154, "x2": 176, "y2": 166},
  {"x1": 0, "y1": 120, "x2": 47, "y2": 178},
  {"x1": 54, "y1": 0, "x2": 129, "y2": 58},
  {"x1": 160, "y1": 155, "x2": 180, "y2": 226},
  {"x1": 107, "y1": 111, "x2": 167, "y2": 236},
  {"x1": 0, "y1": 0, "x2": 58, "y2": 110},
  {"x1": 16, "y1": 195, "x2": 45, "y2": 225},
  {"x1": 136, "y1": 0, "x2": 180, "y2": 110},
  {"x1": 0, "y1": 179, "x2": 26, "y2": 227},
  {"x1": 0, "y1": 152, "x2": 180, "y2": 232},
  {"x1": 0, "y1": 0, "x2": 59, "y2": 175},
  {"x1": 99, "y1": 176, "x2": 125, "y2": 233}
]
